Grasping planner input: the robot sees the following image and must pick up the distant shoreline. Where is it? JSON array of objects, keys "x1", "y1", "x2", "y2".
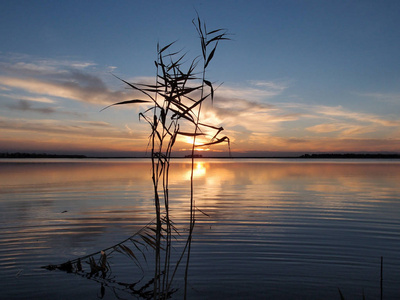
[
  {"x1": 1, "y1": 152, "x2": 400, "y2": 159},
  {"x1": 298, "y1": 153, "x2": 400, "y2": 159},
  {"x1": 0, "y1": 153, "x2": 87, "y2": 159}
]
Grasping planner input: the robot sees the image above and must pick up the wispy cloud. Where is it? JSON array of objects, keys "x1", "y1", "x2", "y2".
[
  {"x1": 247, "y1": 80, "x2": 288, "y2": 91},
  {"x1": 0, "y1": 93, "x2": 55, "y2": 103},
  {"x1": 4, "y1": 99, "x2": 86, "y2": 117},
  {"x1": 194, "y1": 81, "x2": 302, "y2": 149},
  {"x1": 6, "y1": 100, "x2": 56, "y2": 114},
  {"x1": 0, "y1": 56, "x2": 97, "y2": 74},
  {"x1": 0, "y1": 74, "x2": 131, "y2": 105},
  {"x1": 0, "y1": 115, "x2": 148, "y2": 143},
  {"x1": 0, "y1": 57, "x2": 142, "y2": 106},
  {"x1": 217, "y1": 80, "x2": 288, "y2": 101},
  {"x1": 306, "y1": 123, "x2": 374, "y2": 136},
  {"x1": 290, "y1": 104, "x2": 400, "y2": 142},
  {"x1": 356, "y1": 92, "x2": 400, "y2": 104},
  {"x1": 214, "y1": 98, "x2": 400, "y2": 152},
  {"x1": 315, "y1": 105, "x2": 400, "y2": 127},
  {"x1": 205, "y1": 80, "x2": 292, "y2": 123}
]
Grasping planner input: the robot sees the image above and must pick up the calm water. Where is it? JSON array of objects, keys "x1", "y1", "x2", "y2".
[{"x1": 0, "y1": 158, "x2": 399, "y2": 299}]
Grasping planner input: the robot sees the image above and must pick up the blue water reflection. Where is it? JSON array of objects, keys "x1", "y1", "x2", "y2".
[{"x1": 0, "y1": 159, "x2": 399, "y2": 299}]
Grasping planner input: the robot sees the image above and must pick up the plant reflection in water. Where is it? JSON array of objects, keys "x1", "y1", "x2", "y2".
[
  {"x1": 44, "y1": 215, "x2": 182, "y2": 299},
  {"x1": 43, "y1": 16, "x2": 230, "y2": 299}
]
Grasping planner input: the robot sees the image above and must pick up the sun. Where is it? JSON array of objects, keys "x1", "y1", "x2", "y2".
[{"x1": 181, "y1": 136, "x2": 211, "y2": 152}]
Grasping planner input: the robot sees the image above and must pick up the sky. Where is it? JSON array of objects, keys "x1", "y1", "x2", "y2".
[{"x1": 1, "y1": 0, "x2": 400, "y2": 157}]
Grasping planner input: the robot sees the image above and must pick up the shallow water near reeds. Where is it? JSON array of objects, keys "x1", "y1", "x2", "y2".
[{"x1": 1, "y1": 158, "x2": 399, "y2": 299}]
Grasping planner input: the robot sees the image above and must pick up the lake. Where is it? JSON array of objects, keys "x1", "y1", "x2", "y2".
[{"x1": 0, "y1": 158, "x2": 399, "y2": 299}]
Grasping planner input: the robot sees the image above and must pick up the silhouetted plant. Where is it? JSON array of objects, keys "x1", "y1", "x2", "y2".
[
  {"x1": 44, "y1": 16, "x2": 230, "y2": 299},
  {"x1": 104, "y1": 15, "x2": 230, "y2": 298}
]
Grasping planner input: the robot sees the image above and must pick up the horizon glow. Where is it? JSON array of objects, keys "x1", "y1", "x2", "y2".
[{"x1": 1, "y1": 1, "x2": 400, "y2": 156}]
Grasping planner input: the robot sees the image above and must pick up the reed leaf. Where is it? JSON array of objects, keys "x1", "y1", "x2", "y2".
[
  {"x1": 204, "y1": 43, "x2": 217, "y2": 69},
  {"x1": 119, "y1": 244, "x2": 137, "y2": 260},
  {"x1": 170, "y1": 132, "x2": 177, "y2": 147},
  {"x1": 76, "y1": 258, "x2": 82, "y2": 272},
  {"x1": 168, "y1": 107, "x2": 195, "y2": 123},
  {"x1": 198, "y1": 122, "x2": 223, "y2": 131},
  {"x1": 166, "y1": 53, "x2": 186, "y2": 71},
  {"x1": 195, "y1": 136, "x2": 229, "y2": 147},
  {"x1": 100, "y1": 251, "x2": 107, "y2": 269},
  {"x1": 206, "y1": 34, "x2": 230, "y2": 46},
  {"x1": 130, "y1": 239, "x2": 148, "y2": 263},
  {"x1": 203, "y1": 79, "x2": 214, "y2": 100},
  {"x1": 177, "y1": 131, "x2": 205, "y2": 137},
  {"x1": 207, "y1": 28, "x2": 226, "y2": 35},
  {"x1": 338, "y1": 288, "x2": 345, "y2": 300},
  {"x1": 100, "y1": 99, "x2": 150, "y2": 112},
  {"x1": 112, "y1": 74, "x2": 156, "y2": 102},
  {"x1": 196, "y1": 206, "x2": 210, "y2": 217},
  {"x1": 193, "y1": 16, "x2": 206, "y2": 60},
  {"x1": 172, "y1": 93, "x2": 211, "y2": 120},
  {"x1": 159, "y1": 41, "x2": 176, "y2": 53},
  {"x1": 139, "y1": 234, "x2": 158, "y2": 250}
]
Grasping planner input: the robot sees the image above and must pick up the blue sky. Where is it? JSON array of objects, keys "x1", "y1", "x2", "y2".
[{"x1": 1, "y1": 0, "x2": 400, "y2": 156}]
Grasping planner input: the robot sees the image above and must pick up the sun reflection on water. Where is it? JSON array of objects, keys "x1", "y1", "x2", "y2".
[
  {"x1": 183, "y1": 161, "x2": 207, "y2": 179},
  {"x1": 194, "y1": 162, "x2": 206, "y2": 177},
  {"x1": 180, "y1": 161, "x2": 208, "y2": 181}
]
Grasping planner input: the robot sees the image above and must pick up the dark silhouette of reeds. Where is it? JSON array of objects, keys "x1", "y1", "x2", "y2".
[{"x1": 44, "y1": 16, "x2": 230, "y2": 299}]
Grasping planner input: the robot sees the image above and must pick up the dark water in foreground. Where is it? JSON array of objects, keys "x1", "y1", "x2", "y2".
[{"x1": 0, "y1": 158, "x2": 399, "y2": 299}]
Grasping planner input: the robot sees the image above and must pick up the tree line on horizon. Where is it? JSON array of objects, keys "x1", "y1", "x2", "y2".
[
  {"x1": 300, "y1": 153, "x2": 400, "y2": 159},
  {"x1": 1, "y1": 152, "x2": 400, "y2": 159},
  {"x1": 0, "y1": 152, "x2": 87, "y2": 158}
]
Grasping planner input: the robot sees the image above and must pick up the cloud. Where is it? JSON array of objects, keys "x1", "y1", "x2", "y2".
[
  {"x1": 0, "y1": 115, "x2": 149, "y2": 143},
  {"x1": 217, "y1": 80, "x2": 288, "y2": 101},
  {"x1": 0, "y1": 93, "x2": 55, "y2": 103},
  {"x1": 306, "y1": 123, "x2": 374, "y2": 136},
  {"x1": 77, "y1": 120, "x2": 112, "y2": 127},
  {"x1": 356, "y1": 92, "x2": 400, "y2": 104},
  {"x1": 0, "y1": 57, "x2": 96, "y2": 75},
  {"x1": 167, "y1": 80, "x2": 300, "y2": 150},
  {"x1": 0, "y1": 74, "x2": 132, "y2": 106},
  {"x1": 1, "y1": 96, "x2": 86, "y2": 117},
  {"x1": 6, "y1": 100, "x2": 56, "y2": 114},
  {"x1": 202, "y1": 80, "x2": 294, "y2": 126},
  {"x1": 0, "y1": 114, "x2": 152, "y2": 155},
  {"x1": 0, "y1": 61, "x2": 61, "y2": 75},
  {"x1": 70, "y1": 62, "x2": 97, "y2": 69},
  {"x1": 315, "y1": 105, "x2": 400, "y2": 127},
  {"x1": 0, "y1": 57, "x2": 143, "y2": 106},
  {"x1": 247, "y1": 80, "x2": 288, "y2": 91},
  {"x1": 218, "y1": 100, "x2": 400, "y2": 152},
  {"x1": 279, "y1": 103, "x2": 400, "y2": 139},
  {"x1": 306, "y1": 123, "x2": 343, "y2": 133}
]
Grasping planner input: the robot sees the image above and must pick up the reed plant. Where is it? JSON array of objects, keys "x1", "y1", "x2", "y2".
[
  {"x1": 104, "y1": 15, "x2": 230, "y2": 298},
  {"x1": 44, "y1": 16, "x2": 230, "y2": 299}
]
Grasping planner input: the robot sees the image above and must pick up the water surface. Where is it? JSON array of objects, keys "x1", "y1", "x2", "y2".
[{"x1": 1, "y1": 159, "x2": 399, "y2": 299}]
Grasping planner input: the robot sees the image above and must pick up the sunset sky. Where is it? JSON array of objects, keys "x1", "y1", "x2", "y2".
[{"x1": 1, "y1": 0, "x2": 400, "y2": 157}]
